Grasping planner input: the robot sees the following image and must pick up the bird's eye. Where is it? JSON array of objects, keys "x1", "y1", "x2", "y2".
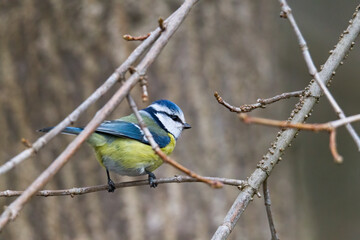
[{"x1": 170, "y1": 115, "x2": 181, "y2": 122}]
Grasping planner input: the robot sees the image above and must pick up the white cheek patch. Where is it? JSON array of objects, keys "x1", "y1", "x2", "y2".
[{"x1": 155, "y1": 113, "x2": 182, "y2": 139}]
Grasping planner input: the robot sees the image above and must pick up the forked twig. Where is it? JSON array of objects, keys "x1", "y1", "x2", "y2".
[
  {"x1": 279, "y1": 0, "x2": 360, "y2": 150},
  {"x1": 214, "y1": 90, "x2": 304, "y2": 113},
  {"x1": 239, "y1": 113, "x2": 357, "y2": 163},
  {"x1": 212, "y1": 4, "x2": 360, "y2": 239}
]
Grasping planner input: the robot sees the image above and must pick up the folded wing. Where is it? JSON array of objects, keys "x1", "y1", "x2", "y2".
[{"x1": 96, "y1": 120, "x2": 170, "y2": 148}]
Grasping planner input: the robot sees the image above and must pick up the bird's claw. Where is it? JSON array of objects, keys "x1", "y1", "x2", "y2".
[
  {"x1": 147, "y1": 171, "x2": 158, "y2": 188},
  {"x1": 108, "y1": 179, "x2": 116, "y2": 192}
]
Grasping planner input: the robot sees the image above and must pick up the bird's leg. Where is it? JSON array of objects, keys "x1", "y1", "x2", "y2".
[
  {"x1": 146, "y1": 170, "x2": 158, "y2": 188},
  {"x1": 106, "y1": 169, "x2": 116, "y2": 192}
]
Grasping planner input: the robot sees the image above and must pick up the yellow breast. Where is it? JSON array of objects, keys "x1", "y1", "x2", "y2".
[{"x1": 93, "y1": 133, "x2": 176, "y2": 176}]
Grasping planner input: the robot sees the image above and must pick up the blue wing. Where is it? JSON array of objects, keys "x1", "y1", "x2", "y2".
[{"x1": 95, "y1": 120, "x2": 170, "y2": 148}]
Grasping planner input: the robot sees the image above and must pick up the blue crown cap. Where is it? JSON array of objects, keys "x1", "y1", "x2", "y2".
[{"x1": 150, "y1": 99, "x2": 181, "y2": 112}]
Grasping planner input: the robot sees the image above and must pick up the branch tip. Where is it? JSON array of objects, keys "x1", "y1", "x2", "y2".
[
  {"x1": 158, "y1": 17, "x2": 166, "y2": 31},
  {"x1": 123, "y1": 33, "x2": 150, "y2": 41},
  {"x1": 21, "y1": 138, "x2": 32, "y2": 148},
  {"x1": 330, "y1": 130, "x2": 343, "y2": 163},
  {"x1": 210, "y1": 181, "x2": 224, "y2": 189}
]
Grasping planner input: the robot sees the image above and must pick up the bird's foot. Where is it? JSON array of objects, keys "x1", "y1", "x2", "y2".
[
  {"x1": 108, "y1": 179, "x2": 116, "y2": 192},
  {"x1": 106, "y1": 169, "x2": 116, "y2": 192},
  {"x1": 146, "y1": 171, "x2": 158, "y2": 188}
]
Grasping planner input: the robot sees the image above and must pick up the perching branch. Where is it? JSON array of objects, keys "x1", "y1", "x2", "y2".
[
  {"x1": 279, "y1": 0, "x2": 360, "y2": 151},
  {"x1": 126, "y1": 95, "x2": 223, "y2": 188},
  {"x1": 263, "y1": 179, "x2": 280, "y2": 240},
  {"x1": 0, "y1": 175, "x2": 244, "y2": 197},
  {"x1": 211, "y1": 4, "x2": 360, "y2": 240},
  {"x1": 0, "y1": 0, "x2": 199, "y2": 231},
  {"x1": 214, "y1": 90, "x2": 304, "y2": 113}
]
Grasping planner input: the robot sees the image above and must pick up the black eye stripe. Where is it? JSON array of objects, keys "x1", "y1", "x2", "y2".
[
  {"x1": 171, "y1": 115, "x2": 181, "y2": 121},
  {"x1": 158, "y1": 111, "x2": 182, "y2": 123}
]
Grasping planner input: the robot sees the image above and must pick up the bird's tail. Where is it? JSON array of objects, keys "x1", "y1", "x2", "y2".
[{"x1": 38, "y1": 127, "x2": 84, "y2": 135}]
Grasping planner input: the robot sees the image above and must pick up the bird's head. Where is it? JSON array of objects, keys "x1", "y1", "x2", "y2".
[{"x1": 142, "y1": 100, "x2": 191, "y2": 139}]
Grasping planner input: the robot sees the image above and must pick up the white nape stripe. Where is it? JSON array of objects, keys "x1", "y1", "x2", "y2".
[
  {"x1": 150, "y1": 104, "x2": 174, "y2": 116},
  {"x1": 150, "y1": 103, "x2": 186, "y2": 124}
]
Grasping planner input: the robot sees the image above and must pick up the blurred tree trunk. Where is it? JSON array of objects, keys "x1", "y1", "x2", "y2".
[{"x1": 0, "y1": 0, "x2": 298, "y2": 239}]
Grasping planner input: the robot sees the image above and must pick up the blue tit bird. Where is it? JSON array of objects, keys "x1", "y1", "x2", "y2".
[{"x1": 39, "y1": 100, "x2": 191, "y2": 192}]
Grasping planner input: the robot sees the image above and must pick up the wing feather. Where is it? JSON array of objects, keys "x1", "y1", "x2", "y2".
[{"x1": 95, "y1": 120, "x2": 170, "y2": 148}]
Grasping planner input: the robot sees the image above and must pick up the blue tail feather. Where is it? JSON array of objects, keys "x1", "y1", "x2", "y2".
[{"x1": 38, "y1": 127, "x2": 83, "y2": 135}]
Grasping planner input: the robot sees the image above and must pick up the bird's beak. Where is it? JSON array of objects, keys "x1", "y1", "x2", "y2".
[{"x1": 183, "y1": 123, "x2": 191, "y2": 129}]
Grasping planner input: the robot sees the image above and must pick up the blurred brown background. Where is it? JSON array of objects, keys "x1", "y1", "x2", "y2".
[{"x1": 0, "y1": 0, "x2": 359, "y2": 239}]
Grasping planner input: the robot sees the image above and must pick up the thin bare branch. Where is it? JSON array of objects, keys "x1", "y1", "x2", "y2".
[
  {"x1": 263, "y1": 179, "x2": 280, "y2": 240},
  {"x1": 240, "y1": 113, "x2": 360, "y2": 131},
  {"x1": 126, "y1": 95, "x2": 223, "y2": 188},
  {"x1": 214, "y1": 90, "x2": 304, "y2": 113},
  {"x1": 239, "y1": 113, "x2": 349, "y2": 162},
  {"x1": 329, "y1": 130, "x2": 343, "y2": 163},
  {"x1": 329, "y1": 113, "x2": 360, "y2": 128},
  {"x1": 211, "y1": 4, "x2": 360, "y2": 239},
  {"x1": 0, "y1": 176, "x2": 243, "y2": 197},
  {"x1": 279, "y1": 0, "x2": 360, "y2": 150},
  {"x1": 0, "y1": 0, "x2": 199, "y2": 231},
  {"x1": 239, "y1": 114, "x2": 332, "y2": 132},
  {"x1": 140, "y1": 76, "x2": 149, "y2": 102}
]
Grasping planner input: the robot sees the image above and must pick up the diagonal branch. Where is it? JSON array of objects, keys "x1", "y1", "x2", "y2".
[
  {"x1": 0, "y1": 0, "x2": 199, "y2": 231},
  {"x1": 211, "y1": 4, "x2": 360, "y2": 240},
  {"x1": 279, "y1": 0, "x2": 360, "y2": 150}
]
